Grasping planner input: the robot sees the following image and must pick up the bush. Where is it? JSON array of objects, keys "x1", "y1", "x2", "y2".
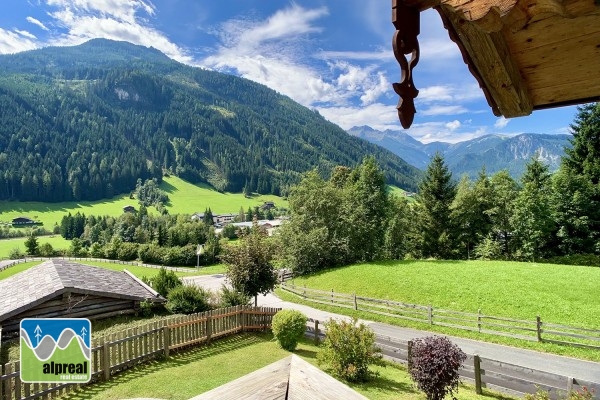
[
  {"x1": 473, "y1": 234, "x2": 503, "y2": 260},
  {"x1": 151, "y1": 267, "x2": 182, "y2": 297},
  {"x1": 317, "y1": 318, "x2": 382, "y2": 382},
  {"x1": 543, "y1": 254, "x2": 600, "y2": 267},
  {"x1": 38, "y1": 243, "x2": 56, "y2": 257},
  {"x1": 9, "y1": 247, "x2": 24, "y2": 259},
  {"x1": 408, "y1": 336, "x2": 467, "y2": 400},
  {"x1": 271, "y1": 310, "x2": 307, "y2": 351},
  {"x1": 218, "y1": 285, "x2": 250, "y2": 308},
  {"x1": 166, "y1": 285, "x2": 213, "y2": 314},
  {"x1": 117, "y1": 242, "x2": 139, "y2": 261}
]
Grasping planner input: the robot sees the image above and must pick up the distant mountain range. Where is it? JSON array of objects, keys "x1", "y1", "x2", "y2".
[{"x1": 347, "y1": 126, "x2": 572, "y2": 179}]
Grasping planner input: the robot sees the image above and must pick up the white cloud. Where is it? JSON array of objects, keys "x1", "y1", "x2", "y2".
[
  {"x1": 0, "y1": 28, "x2": 38, "y2": 54},
  {"x1": 446, "y1": 120, "x2": 461, "y2": 131},
  {"x1": 42, "y1": 0, "x2": 192, "y2": 63},
  {"x1": 317, "y1": 103, "x2": 399, "y2": 131},
  {"x1": 15, "y1": 30, "x2": 37, "y2": 39},
  {"x1": 26, "y1": 16, "x2": 50, "y2": 31},
  {"x1": 494, "y1": 117, "x2": 510, "y2": 129},
  {"x1": 203, "y1": 4, "x2": 392, "y2": 110},
  {"x1": 409, "y1": 123, "x2": 488, "y2": 144},
  {"x1": 315, "y1": 49, "x2": 393, "y2": 61}
]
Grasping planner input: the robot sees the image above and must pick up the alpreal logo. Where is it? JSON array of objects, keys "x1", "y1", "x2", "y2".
[{"x1": 20, "y1": 318, "x2": 91, "y2": 383}]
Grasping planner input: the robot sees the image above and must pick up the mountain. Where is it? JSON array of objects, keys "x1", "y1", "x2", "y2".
[
  {"x1": 348, "y1": 126, "x2": 571, "y2": 179},
  {"x1": 0, "y1": 39, "x2": 421, "y2": 202}
]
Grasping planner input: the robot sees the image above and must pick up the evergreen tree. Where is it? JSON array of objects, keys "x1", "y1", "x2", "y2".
[
  {"x1": 487, "y1": 171, "x2": 518, "y2": 258},
  {"x1": 418, "y1": 153, "x2": 456, "y2": 259},
  {"x1": 25, "y1": 233, "x2": 39, "y2": 256},
  {"x1": 511, "y1": 157, "x2": 555, "y2": 260},
  {"x1": 203, "y1": 208, "x2": 214, "y2": 226}
]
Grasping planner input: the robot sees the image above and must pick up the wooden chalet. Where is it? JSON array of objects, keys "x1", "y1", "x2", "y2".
[
  {"x1": 0, "y1": 260, "x2": 165, "y2": 337},
  {"x1": 11, "y1": 217, "x2": 36, "y2": 226},
  {"x1": 392, "y1": 0, "x2": 600, "y2": 128},
  {"x1": 191, "y1": 354, "x2": 367, "y2": 400}
]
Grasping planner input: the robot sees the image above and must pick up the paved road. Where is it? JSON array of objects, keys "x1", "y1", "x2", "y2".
[{"x1": 183, "y1": 274, "x2": 600, "y2": 383}]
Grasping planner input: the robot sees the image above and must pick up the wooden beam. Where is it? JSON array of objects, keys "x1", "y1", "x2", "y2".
[{"x1": 441, "y1": 5, "x2": 533, "y2": 117}]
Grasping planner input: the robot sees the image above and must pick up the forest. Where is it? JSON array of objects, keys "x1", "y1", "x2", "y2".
[{"x1": 0, "y1": 39, "x2": 420, "y2": 203}]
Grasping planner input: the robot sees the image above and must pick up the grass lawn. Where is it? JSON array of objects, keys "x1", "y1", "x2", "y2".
[
  {"x1": 61, "y1": 333, "x2": 512, "y2": 400},
  {"x1": 0, "y1": 260, "x2": 226, "y2": 281},
  {"x1": 0, "y1": 235, "x2": 70, "y2": 257},
  {"x1": 283, "y1": 260, "x2": 600, "y2": 361},
  {"x1": 0, "y1": 175, "x2": 287, "y2": 235},
  {"x1": 288, "y1": 260, "x2": 600, "y2": 329}
]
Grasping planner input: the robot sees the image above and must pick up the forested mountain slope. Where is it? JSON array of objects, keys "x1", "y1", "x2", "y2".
[{"x1": 0, "y1": 39, "x2": 420, "y2": 202}]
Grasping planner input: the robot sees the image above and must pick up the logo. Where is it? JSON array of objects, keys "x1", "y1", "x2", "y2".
[{"x1": 20, "y1": 318, "x2": 91, "y2": 383}]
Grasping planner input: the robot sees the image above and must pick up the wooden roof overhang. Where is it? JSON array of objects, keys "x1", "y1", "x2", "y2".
[{"x1": 392, "y1": 0, "x2": 600, "y2": 128}]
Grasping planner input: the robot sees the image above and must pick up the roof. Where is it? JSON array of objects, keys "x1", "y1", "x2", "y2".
[
  {"x1": 190, "y1": 355, "x2": 367, "y2": 400},
  {"x1": 393, "y1": 0, "x2": 600, "y2": 127},
  {"x1": 0, "y1": 259, "x2": 164, "y2": 323}
]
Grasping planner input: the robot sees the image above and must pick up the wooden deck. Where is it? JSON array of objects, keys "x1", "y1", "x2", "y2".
[{"x1": 190, "y1": 355, "x2": 367, "y2": 400}]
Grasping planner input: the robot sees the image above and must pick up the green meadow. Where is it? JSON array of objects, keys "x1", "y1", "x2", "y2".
[
  {"x1": 0, "y1": 175, "x2": 288, "y2": 232},
  {"x1": 288, "y1": 260, "x2": 600, "y2": 329}
]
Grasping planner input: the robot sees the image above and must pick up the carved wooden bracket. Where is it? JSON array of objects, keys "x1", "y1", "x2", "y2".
[{"x1": 392, "y1": 1, "x2": 421, "y2": 129}]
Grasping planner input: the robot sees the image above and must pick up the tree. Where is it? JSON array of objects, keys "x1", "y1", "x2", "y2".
[
  {"x1": 418, "y1": 153, "x2": 456, "y2": 259},
  {"x1": 203, "y1": 208, "x2": 214, "y2": 226},
  {"x1": 511, "y1": 157, "x2": 555, "y2": 260},
  {"x1": 220, "y1": 222, "x2": 276, "y2": 306},
  {"x1": 563, "y1": 103, "x2": 600, "y2": 184},
  {"x1": 383, "y1": 196, "x2": 419, "y2": 259},
  {"x1": 487, "y1": 171, "x2": 518, "y2": 258},
  {"x1": 25, "y1": 233, "x2": 39, "y2": 256}
]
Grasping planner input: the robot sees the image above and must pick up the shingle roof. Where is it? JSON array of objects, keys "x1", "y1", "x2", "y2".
[{"x1": 0, "y1": 259, "x2": 164, "y2": 323}]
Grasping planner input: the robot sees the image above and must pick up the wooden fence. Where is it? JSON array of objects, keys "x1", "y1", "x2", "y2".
[
  {"x1": 0, "y1": 306, "x2": 279, "y2": 400},
  {"x1": 282, "y1": 282, "x2": 600, "y2": 350},
  {"x1": 305, "y1": 318, "x2": 600, "y2": 399},
  {"x1": 0, "y1": 257, "x2": 196, "y2": 273}
]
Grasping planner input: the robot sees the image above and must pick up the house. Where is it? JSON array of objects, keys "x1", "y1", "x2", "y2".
[
  {"x1": 123, "y1": 205, "x2": 136, "y2": 213},
  {"x1": 0, "y1": 260, "x2": 165, "y2": 337},
  {"x1": 191, "y1": 355, "x2": 367, "y2": 400},
  {"x1": 213, "y1": 213, "x2": 236, "y2": 225},
  {"x1": 261, "y1": 201, "x2": 275, "y2": 210},
  {"x1": 11, "y1": 217, "x2": 36, "y2": 226},
  {"x1": 392, "y1": 0, "x2": 600, "y2": 128},
  {"x1": 191, "y1": 212, "x2": 205, "y2": 221}
]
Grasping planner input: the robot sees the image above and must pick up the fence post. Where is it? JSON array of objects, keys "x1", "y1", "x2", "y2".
[
  {"x1": 477, "y1": 309, "x2": 482, "y2": 333},
  {"x1": 407, "y1": 340, "x2": 413, "y2": 370},
  {"x1": 102, "y1": 338, "x2": 111, "y2": 381},
  {"x1": 353, "y1": 293, "x2": 358, "y2": 310},
  {"x1": 428, "y1": 305, "x2": 433, "y2": 325},
  {"x1": 163, "y1": 324, "x2": 170, "y2": 358},
  {"x1": 303, "y1": 285, "x2": 306, "y2": 298},
  {"x1": 314, "y1": 320, "x2": 320, "y2": 345},
  {"x1": 536, "y1": 316, "x2": 542, "y2": 342},
  {"x1": 206, "y1": 311, "x2": 212, "y2": 343},
  {"x1": 567, "y1": 376, "x2": 574, "y2": 393},
  {"x1": 331, "y1": 289, "x2": 334, "y2": 303},
  {"x1": 474, "y1": 354, "x2": 482, "y2": 394}
]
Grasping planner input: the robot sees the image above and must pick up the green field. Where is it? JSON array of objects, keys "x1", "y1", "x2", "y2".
[
  {"x1": 0, "y1": 175, "x2": 287, "y2": 232},
  {"x1": 288, "y1": 260, "x2": 600, "y2": 329},
  {"x1": 0, "y1": 236, "x2": 70, "y2": 257}
]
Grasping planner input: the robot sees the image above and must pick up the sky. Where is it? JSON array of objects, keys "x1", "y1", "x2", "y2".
[{"x1": 0, "y1": 0, "x2": 579, "y2": 144}]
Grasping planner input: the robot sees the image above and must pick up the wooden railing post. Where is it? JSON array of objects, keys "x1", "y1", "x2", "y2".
[
  {"x1": 407, "y1": 340, "x2": 413, "y2": 370},
  {"x1": 206, "y1": 311, "x2": 212, "y2": 343},
  {"x1": 428, "y1": 305, "x2": 433, "y2": 324},
  {"x1": 314, "y1": 319, "x2": 320, "y2": 345},
  {"x1": 331, "y1": 289, "x2": 334, "y2": 303},
  {"x1": 536, "y1": 316, "x2": 542, "y2": 342},
  {"x1": 102, "y1": 338, "x2": 111, "y2": 381},
  {"x1": 477, "y1": 309, "x2": 482, "y2": 333},
  {"x1": 353, "y1": 293, "x2": 358, "y2": 310},
  {"x1": 163, "y1": 324, "x2": 170, "y2": 358},
  {"x1": 474, "y1": 354, "x2": 482, "y2": 394},
  {"x1": 567, "y1": 376, "x2": 574, "y2": 393}
]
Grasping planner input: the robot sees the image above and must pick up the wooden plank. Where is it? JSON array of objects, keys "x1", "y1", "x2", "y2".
[
  {"x1": 542, "y1": 329, "x2": 600, "y2": 341},
  {"x1": 442, "y1": 6, "x2": 533, "y2": 117},
  {"x1": 4, "y1": 363, "x2": 12, "y2": 400},
  {"x1": 532, "y1": 80, "x2": 600, "y2": 107},
  {"x1": 480, "y1": 357, "x2": 568, "y2": 388},
  {"x1": 191, "y1": 356, "x2": 290, "y2": 400}
]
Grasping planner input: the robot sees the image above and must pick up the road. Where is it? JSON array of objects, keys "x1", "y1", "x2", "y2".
[{"x1": 183, "y1": 274, "x2": 600, "y2": 383}]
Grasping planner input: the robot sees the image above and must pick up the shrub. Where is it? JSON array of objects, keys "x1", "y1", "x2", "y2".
[
  {"x1": 117, "y1": 242, "x2": 138, "y2": 261},
  {"x1": 9, "y1": 247, "x2": 24, "y2": 259},
  {"x1": 271, "y1": 310, "x2": 307, "y2": 351},
  {"x1": 166, "y1": 285, "x2": 213, "y2": 314},
  {"x1": 473, "y1": 234, "x2": 503, "y2": 260},
  {"x1": 218, "y1": 285, "x2": 251, "y2": 308},
  {"x1": 151, "y1": 267, "x2": 182, "y2": 297},
  {"x1": 566, "y1": 387, "x2": 595, "y2": 400},
  {"x1": 408, "y1": 336, "x2": 467, "y2": 400},
  {"x1": 317, "y1": 318, "x2": 382, "y2": 382},
  {"x1": 38, "y1": 243, "x2": 56, "y2": 257}
]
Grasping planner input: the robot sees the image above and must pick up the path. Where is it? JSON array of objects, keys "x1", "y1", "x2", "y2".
[{"x1": 183, "y1": 274, "x2": 600, "y2": 383}]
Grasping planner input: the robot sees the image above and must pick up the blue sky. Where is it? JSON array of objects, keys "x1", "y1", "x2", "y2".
[{"x1": 0, "y1": 0, "x2": 578, "y2": 143}]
